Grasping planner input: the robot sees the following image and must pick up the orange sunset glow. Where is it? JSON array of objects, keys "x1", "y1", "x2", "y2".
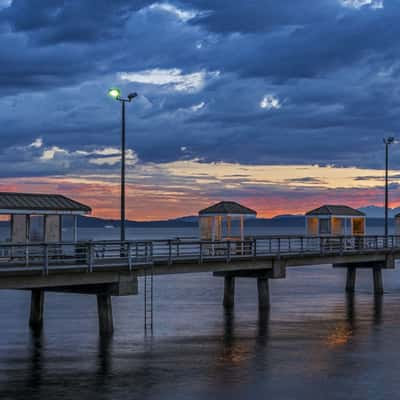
[{"x1": 0, "y1": 160, "x2": 397, "y2": 220}]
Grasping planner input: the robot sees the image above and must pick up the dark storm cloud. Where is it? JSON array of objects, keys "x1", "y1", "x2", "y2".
[
  {"x1": 0, "y1": 0, "x2": 399, "y2": 175},
  {"x1": 1, "y1": 0, "x2": 152, "y2": 43},
  {"x1": 193, "y1": 3, "x2": 400, "y2": 82},
  {"x1": 185, "y1": 0, "x2": 336, "y2": 33}
]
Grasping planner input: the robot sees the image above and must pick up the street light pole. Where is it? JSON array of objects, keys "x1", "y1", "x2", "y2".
[
  {"x1": 108, "y1": 89, "x2": 138, "y2": 242},
  {"x1": 383, "y1": 137, "x2": 395, "y2": 238},
  {"x1": 121, "y1": 99, "x2": 126, "y2": 242}
]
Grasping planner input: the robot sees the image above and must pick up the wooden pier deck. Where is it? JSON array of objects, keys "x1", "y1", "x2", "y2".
[{"x1": 0, "y1": 235, "x2": 397, "y2": 334}]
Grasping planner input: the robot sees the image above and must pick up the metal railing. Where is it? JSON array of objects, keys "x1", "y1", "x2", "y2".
[
  {"x1": 0, "y1": 240, "x2": 153, "y2": 274},
  {"x1": 0, "y1": 235, "x2": 398, "y2": 274}
]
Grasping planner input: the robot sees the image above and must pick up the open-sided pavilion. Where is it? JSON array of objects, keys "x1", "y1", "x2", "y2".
[
  {"x1": 306, "y1": 205, "x2": 366, "y2": 236},
  {"x1": 0, "y1": 192, "x2": 91, "y2": 243}
]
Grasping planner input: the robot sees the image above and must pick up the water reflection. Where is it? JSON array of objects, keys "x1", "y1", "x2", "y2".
[
  {"x1": 345, "y1": 293, "x2": 355, "y2": 325},
  {"x1": 216, "y1": 308, "x2": 270, "y2": 368},
  {"x1": 223, "y1": 309, "x2": 235, "y2": 344},
  {"x1": 345, "y1": 293, "x2": 383, "y2": 328},
  {"x1": 28, "y1": 331, "x2": 44, "y2": 396},
  {"x1": 325, "y1": 293, "x2": 384, "y2": 349},
  {"x1": 216, "y1": 310, "x2": 252, "y2": 367},
  {"x1": 96, "y1": 335, "x2": 113, "y2": 381},
  {"x1": 217, "y1": 310, "x2": 242, "y2": 366},
  {"x1": 373, "y1": 294, "x2": 383, "y2": 325},
  {"x1": 325, "y1": 322, "x2": 353, "y2": 347},
  {"x1": 257, "y1": 310, "x2": 270, "y2": 346},
  {"x1": 0, "y1": 268, "x2": 397, "y2": 400}
]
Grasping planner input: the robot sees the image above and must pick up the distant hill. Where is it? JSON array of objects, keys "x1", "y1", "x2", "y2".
[
  {"x1": 74, "y1": 214, "x2": 308, "y2": 228},
  {"x1": 358, "y1": 206, "x2": 400, "y2": 218},
  {"x1": 76, "y1": 215, "x2": 198, "y2": 228},
  {"x1": 79, "y1": 214, "x2": 394, "y2": 229},
  {"x1": 0, "y1": 208, "x2": 394, "y2": 229}
]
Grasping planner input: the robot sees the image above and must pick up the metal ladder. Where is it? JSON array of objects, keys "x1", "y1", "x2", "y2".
[{"x1": 144, "y1": 264, "x2": 154, "y2": 335}]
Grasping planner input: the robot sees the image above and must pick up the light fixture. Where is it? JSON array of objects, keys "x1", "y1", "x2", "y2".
[{"x1": 108, "y1": 88, "x2": 121, "y2": 99}]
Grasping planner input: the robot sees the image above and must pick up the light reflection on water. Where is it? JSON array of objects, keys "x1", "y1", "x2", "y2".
[{"x1": 0, "y1": 227, "x2": 400, "y2": 399}]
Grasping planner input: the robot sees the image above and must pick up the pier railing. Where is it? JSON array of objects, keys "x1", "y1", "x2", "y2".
[{"x1": 0, "y1": 235, "x2": 398, "y2": 274}]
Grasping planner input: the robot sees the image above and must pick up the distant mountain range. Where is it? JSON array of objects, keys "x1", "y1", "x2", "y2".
[
  {"x1": 76, "y1": 207, "x2": 395, "y2": 228},
  {"x1": 358, "y1": 206, "x2": 400, "y2": 218},
  {"x1": 0, "y1": 206, "x2": 395, "y2": 229},
  {"x1": 76, "y1": 215, "x2": 199, "y2": 228},
  {"x1": 75, "y1": 214, "x2": 308, "y2": 228}
]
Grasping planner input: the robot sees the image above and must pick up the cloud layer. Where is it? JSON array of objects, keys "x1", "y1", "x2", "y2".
[{"x1": 0, "y1": 0, "x2": 398, "y2": 218}]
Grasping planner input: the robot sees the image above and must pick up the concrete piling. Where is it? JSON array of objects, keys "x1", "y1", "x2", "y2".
[
  {"x1": 373, "y1": 268, "x2": 384, "y2": 295},
  {"x1": 257, "y1": 277, "x2": 270, "y2": 310},
  {"x1": 345, "y1": 267, "x2": 356, "y2": 293},
  {"x1": 335, "y1": 261, "x2": 388, "y2": 295},
  {"x1": 29, "y1": 289, "x2": 44, "y2": 331},
  {"x1": 97, "y1": 294, "x2": 114, "y2": 335},
  {"x1": 223, "y1": 276, "x2": 235, "y2": 309}
]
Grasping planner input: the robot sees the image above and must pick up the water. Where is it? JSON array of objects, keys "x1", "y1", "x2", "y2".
[{"x1": 1, "y1": 226, "x2": 399, "y2": 399}]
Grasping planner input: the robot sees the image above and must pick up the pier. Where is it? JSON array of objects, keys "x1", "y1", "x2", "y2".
[{"x1": 0, "y1": 235, "x2": 397, "y2": 334}]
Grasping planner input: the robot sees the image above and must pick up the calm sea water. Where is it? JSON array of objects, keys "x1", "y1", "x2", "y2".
[{"x1": 1, "y1": 226, "x2": 399, "y2": 400}]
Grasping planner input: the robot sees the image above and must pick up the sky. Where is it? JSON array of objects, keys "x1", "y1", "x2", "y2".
[{"x1": 0, "y1": 0, "x2": 399, "y2": 220}]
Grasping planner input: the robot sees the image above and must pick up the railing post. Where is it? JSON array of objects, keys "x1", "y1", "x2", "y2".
[
  {"x1": 268, "y1": 239, "x2": 272, "y2": 254},
  {"x1": 199, "y1": 242, "x2": 203, "y2": 264},
  {"x1": 340, "y1": 237, "x2": 343, "y2": 255},
  {"x1": 88, "y1": 242, "x2": 94, "y2": 272},
  {"x1": 120, "y1": 241, "x2": 126, "y2": 259},
  {"x1": 227, "y1": 241, "x2": 231, "y2": 263},
  {"x1": 43, "y1": 244, "x2": 48, "y2": 276},
  {"x1": 278, "y1": 238, "x2": 281, "y2": 257},
  {"x1": 128, "y1": 242, "x2": 132, "y2": 271},
  {"x1": 25, "y1": 244, "x2": 29, "y2": 267},
  {"x1": 253, "y1": 238, "x2": 257, "y2": 259},
  {"x1": 144, "y1": 242, "x2": 153, "y2": 263},
  {"x1": 301, "y1": 237, "x2": 304, "y2": 253},
  {"x1": 168, "y1": 240, "x2": 172, "y2": 265}
]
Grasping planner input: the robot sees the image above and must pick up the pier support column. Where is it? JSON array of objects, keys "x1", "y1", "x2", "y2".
[
  {"x1": 346, "y1": 267, "x2": 356, "y2": 293},
  {"x1": 373, "y1": 268, "x2": 384, "y2": 295},
  {"x1": 257, "y1": 277, "x2": 270, "y2": 310},
  {"x1": 29, "y1": 289, "x2": 44, "y2": 331},
  {"x1": 97, "y1": 295, "x2": 114, "y2": 335},
  {"x1": 223, "y1": 276, "x2": 235, "y2": 309}
]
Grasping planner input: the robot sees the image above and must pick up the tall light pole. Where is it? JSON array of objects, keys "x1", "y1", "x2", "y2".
[
  {"x1": 108, "y1": 88, "x2": 138, "y2": 241},
  {"x1": 383, "y1": 136, "x2": 395, "y2": 238}
]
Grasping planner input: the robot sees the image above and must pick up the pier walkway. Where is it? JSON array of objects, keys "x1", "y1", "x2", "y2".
[
  {"x1": 0, "y1": 235, "x2": 397, "y2": 334},
  {"x1": 0, "y1": 235, "x2": 396, "y2": 278}
]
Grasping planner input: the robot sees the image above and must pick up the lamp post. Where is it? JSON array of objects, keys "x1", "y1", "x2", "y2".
[
  {"x1": 383, "y1": 136, "x2": 395, "y2": 238},
  {"x1": 108, "y1": 88, "x2": 138, "y2": 242}
]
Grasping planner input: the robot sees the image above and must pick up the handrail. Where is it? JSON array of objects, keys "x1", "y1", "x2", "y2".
[
  {"x1": 0, "y1": 235, "x2": 398, "y2": 274},
  {"x1": 0, "y1": 235, "x2": 397, "y2": 246},
  {"x1": 0, "y1": 236, "x2": 397, "y2": 247}
]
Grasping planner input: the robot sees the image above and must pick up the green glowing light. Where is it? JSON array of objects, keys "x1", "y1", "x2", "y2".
[{"x1": 108, "y1": 88, "x2": 121, "y2": 99}]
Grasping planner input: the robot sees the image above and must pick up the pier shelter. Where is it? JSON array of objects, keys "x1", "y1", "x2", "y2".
[
  {"x1": 198, "y1": 201, "x2": 257, "y2": 242},
  {"x1": 0, "y1": 192, "x2": 91, "y2": 243},
  {"x1": 306, "y1": 205, "x2": 366, "y2": 236}
]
